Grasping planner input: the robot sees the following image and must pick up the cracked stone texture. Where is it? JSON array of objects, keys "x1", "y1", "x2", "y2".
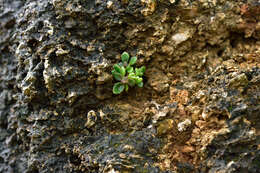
[{"x1": 0, "y1": 0, "x2": 260, "y2": 172}]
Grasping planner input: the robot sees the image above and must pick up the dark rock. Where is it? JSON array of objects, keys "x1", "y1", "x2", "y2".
[{"x1": 1, "y1": 0, "x2": 260, "y2": 172}]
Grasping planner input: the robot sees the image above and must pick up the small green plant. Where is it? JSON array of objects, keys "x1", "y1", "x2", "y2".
[{"x1": 112, "y1": 52, "x2": 146, "y2": 94}]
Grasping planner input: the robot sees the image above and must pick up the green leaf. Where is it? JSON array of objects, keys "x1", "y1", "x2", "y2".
[
  {"x1": 135, "y1": 67, "x2": 145, "y2": 77},
  {"x1": 120, "y1": 66, "x2": 126, "y2": 76},
  {"x1": 114, "y1": 64, "x2": 126, "y2": 76},
  {"x1": 114, "y1": 64, "x2": 122, "y2": 73},
  {"x1": 125, "y1": 84, "x2": 129, "y2": 92},
  {"x1": 140, "y1": 66, "x2": 146, "y2": 73},
  {"x1": 135, "y1": 68, "x2": 141, "y2": 76},
  {"x1": 121, "y1": 52, "x2": 129, "y2": 62},
  {"x1": 113, "y1": 82, "x2": 125, "y2": 94},
  {"x1": 126, "y1": 66, "x2": 134, "y2": 73},
  {"x1": 135, "y1": 76, "x2": 143, "y2": 84},
  {"x1": 137, "y1": 82, "x2": 143, "y2": 87},
  {"x1": 128, "y1": 78, "x2": 136, "y2": 87},
  {"x1": 112, "y1": 71, "x2": 123, "y2": 81},
  {"x1": 129, "y1": 56, "x2": 137, "y2": 65},
  {"x1": 128, "y1": 72, "x2": 135, "y2": 77},
  {"x1": 129, "y1": 75, "x2": 142, "y2": 84}
]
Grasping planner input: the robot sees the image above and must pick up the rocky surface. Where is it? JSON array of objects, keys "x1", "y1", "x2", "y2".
[{"x1": 0, "y1": 0, "x2": 260, "y2": 172}]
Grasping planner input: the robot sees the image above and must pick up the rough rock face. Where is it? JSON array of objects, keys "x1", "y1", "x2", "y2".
[{"x1": 0, "y1": 0, "x2": 260, "y2": 172}]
